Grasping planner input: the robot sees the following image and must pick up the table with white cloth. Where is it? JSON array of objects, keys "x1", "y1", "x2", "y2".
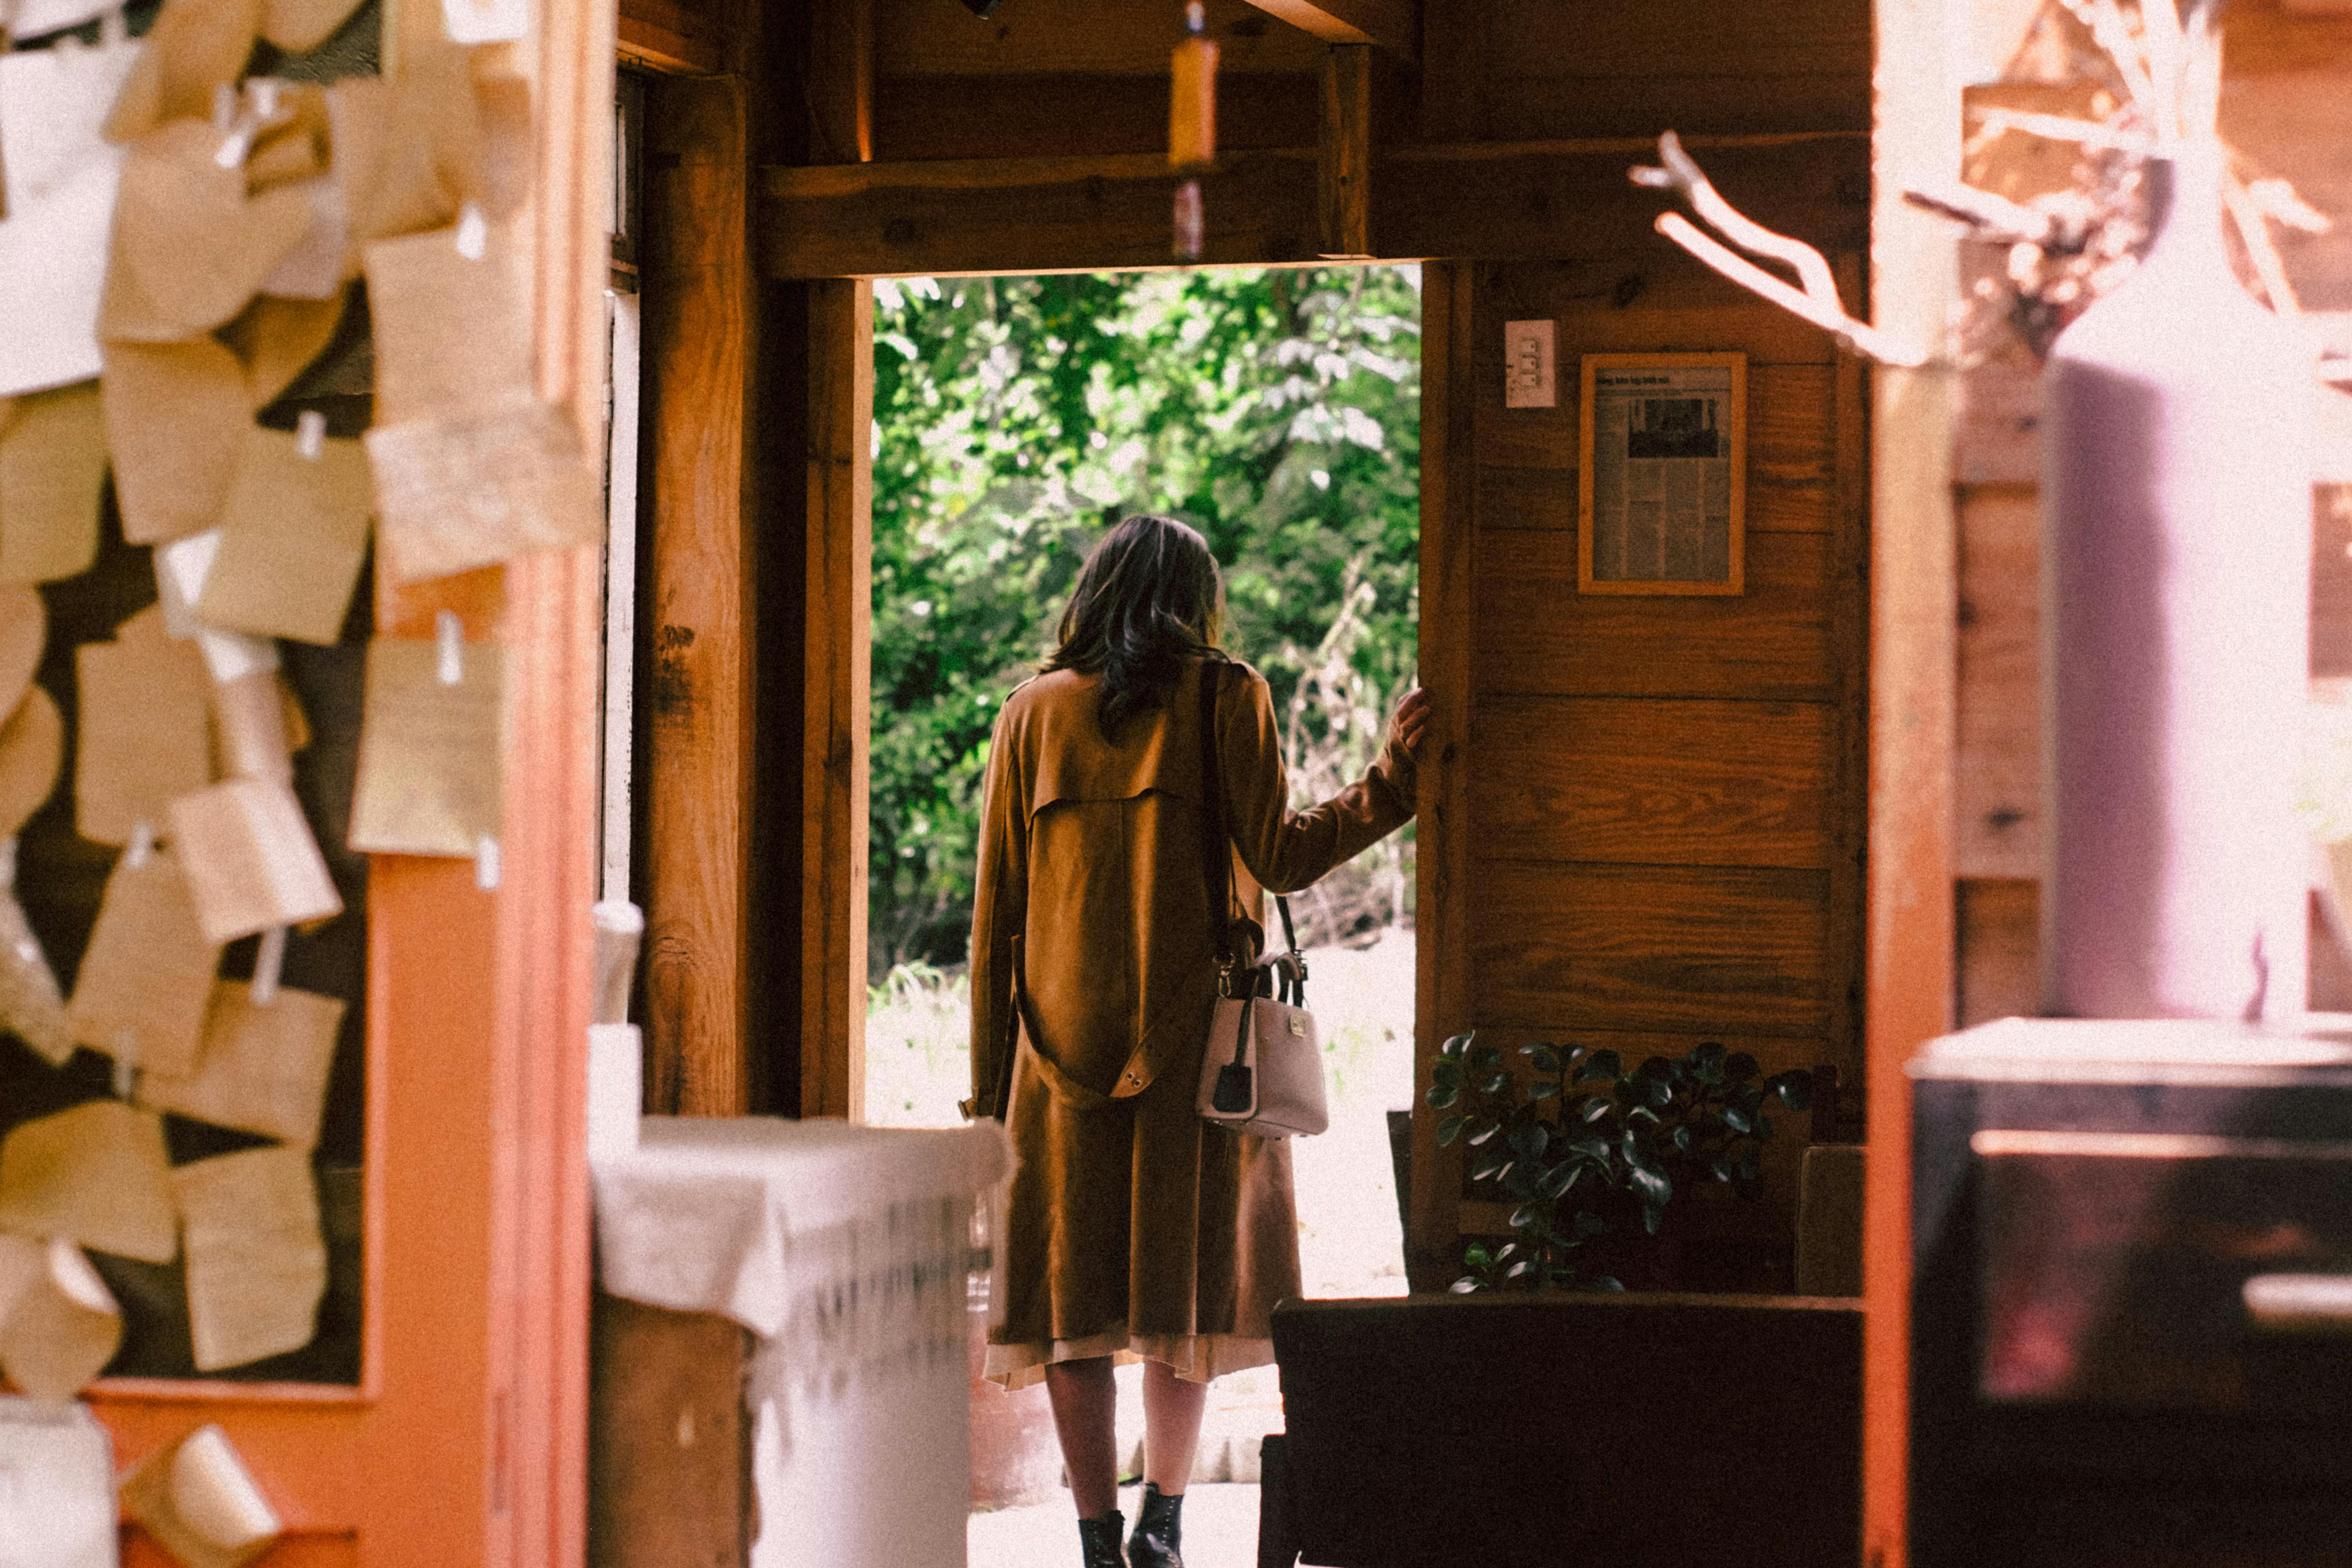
[{"x1": 590, "y1": 1116, "x2": 1013, "y2": 1568}]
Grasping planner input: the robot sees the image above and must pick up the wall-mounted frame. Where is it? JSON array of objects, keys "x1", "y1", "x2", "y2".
[{"x1": 1578, "y1": 352, "x2": 1747, "y2": 596}]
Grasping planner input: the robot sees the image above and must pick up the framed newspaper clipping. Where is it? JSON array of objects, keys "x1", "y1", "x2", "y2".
[{"x1": 1577, "y1": 353, "x2": 1746, "y2": 596}]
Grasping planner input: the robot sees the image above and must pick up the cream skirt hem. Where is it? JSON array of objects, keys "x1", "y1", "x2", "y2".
[{"x1": 982, "y1": 1326, "x2": 1276, "y2": 1392}]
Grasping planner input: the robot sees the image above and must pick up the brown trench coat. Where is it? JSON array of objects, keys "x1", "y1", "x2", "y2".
[{"x1": 971, "y1": 657, "x2": 1415, "y2": 1388}]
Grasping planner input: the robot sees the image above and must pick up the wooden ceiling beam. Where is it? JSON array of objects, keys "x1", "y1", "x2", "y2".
[
  {"x1": 756, "y1": 133, "x2": 1867, "y2": 279},
  {"x1": 1241, "y1": 0, "x2": 1419, "y2": 57}
]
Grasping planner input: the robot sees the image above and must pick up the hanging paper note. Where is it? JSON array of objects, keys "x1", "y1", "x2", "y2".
[
  {"x1": 0, "y1": 1397, "x2": 118, "y2": 1567},
  {"x1": 6, "y1": 0, "x2": 122, "y2": 37},
  {"x1": 0, "y1": 837, "x2": 72, "y2": 1067},
  {"x1": 0, "y1": 1101, "x2": 179, "y2": 1264},
  {"x1": 259, "y1": 0, "x2": 367, "y2": 51},
  {"x1": 75, "y1": 610, "x2": 212, "y2": 845},
  {"x1": 98, "y1": 119, "x2": 312, "y2": 344},
  {"x1": 0, "y1": 1243, "x2": 123, "y2": 1411},
  {"x1": 143, "y1": 981, "x2": 343, "y2": 1147},
  {"x1": 0, "y1": 687, "x2": 62, "y2": 839},
  {"x1": 338, "y1": 41, "x2": 485, "y2": 247},
  {"x1": 367, "y1": 392, "x2": 604, "y2": 582},
  {"x1": 172, "y1": 1147, "x2": 325, "y2": 1372},
  {"x1": 0, "y1": 1235, "x2": 38, "y2": 1331},
  {"x1": 101, "y1": 338, "x2": 251, "y2": 544},
  {"x1": 103, "y1": 0, "x2": 265, "y2": 145},
  {"x1": 349, "y1": 633, "x2": 504, "y2": 855},
  {"x1": 219, "y1": 291, "x2": 346, "y2": 411},
  {"x1": 442, "y1": 0, "x2": 528, "y2": 45},
  {"x1": 0, "y1": 587, "x2": 41, "y2": 722},
  {"x1": 257, "y1": 174, "x2": 350, "y2": 301},
  {"x1": 0, "y1": 32, "x2": 139, "y2": 398},
  {"x1": 66, "y1": 844, "x2": 222, "y2": 1077},
  {"x1": 243, "y1": 82, "x2": 331, "y2": 193},
  {"x1": 0, "y1": 382, "x2": 105, "y2": 583},
  {"x1": 362, "y1": 219, "x2": 530, "y2": 423},
  {"x1": 151, "y1": 533, "x2": 284, "y2": 684},
  {"x1": 168, "y1": 777, "x2": 342, "y2": 943},
  {"x1": 120, "y1": 1424, "x2": 282, "y2": 1568},
  {"x1": 196, "y1": 425, "x2": 370, "y2": 645},
  {"x1": 210, "y1": 671, "x2": 295, "y2": 782}
]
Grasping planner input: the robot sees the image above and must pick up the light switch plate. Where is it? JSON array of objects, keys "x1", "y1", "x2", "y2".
[{"x1": 1504, "y1": 320, "x2": 1556, "y2": 409}]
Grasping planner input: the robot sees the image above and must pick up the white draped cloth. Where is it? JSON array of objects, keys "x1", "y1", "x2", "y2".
[{"x1": 593, "y1": 1117, "x2": 1014, "y2": 1568}]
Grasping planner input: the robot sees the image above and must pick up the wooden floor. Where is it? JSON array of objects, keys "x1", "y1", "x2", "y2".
[{"x1": 969, "y1": 1484, "x2": 1265, "y2": 1568}]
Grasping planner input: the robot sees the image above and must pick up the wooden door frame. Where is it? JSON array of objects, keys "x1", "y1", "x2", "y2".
[{"x1": 85, "y1": 0, "x2": 612, "y2": 1559}]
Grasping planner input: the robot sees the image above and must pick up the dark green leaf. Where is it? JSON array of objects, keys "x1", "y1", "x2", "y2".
[
  {"x1": 1529, "y1": 1045, "x2": 1562, "y2": 1073},
  {"x1": 1626, "y1": 1104, "x2": 1661, "y2": 1127},
  {"x1": 1564, "y1": 1133, "x2": 1611, "y2": 1163},
  {"x1": 1432, "y1": 1059, "x2": 1463, "y2": 1087},
  {"x1": 1502, "y1": 1163, "x2": 1536, "y2": 1197},
  {"x1": 1427, "y1": 1082, "x2": 1460, "y2": 1109},
  {"x1": 1541, "y1": 1162, "x2": 1581, "y2": 1198},
  {"x1": 1469, "y1": 1147, "x2": 1508, "y2": 1181},
  {"x1": 1450, "y1": 1277, "x2": 1482, "y2": 1293},
  {"x1": 1464, "y1": 1242, "x2": 1493, "y2": 1268},
  {"x1": 1752, "y1": 1115, "x2": 1776, "y2": 1141},
  {"x1": 1721, "y1": 1103, "x2": 1752, "y2": 1135},
  {"x1": 1594, "y1": 1275, "x2": 1627, "y2": 1292},
  {"x1": 1508, "y1": 1201, "x2": 1547, "y2": 1231},
  {"x1": 1642, "y1": 1075, "x2": 1675, "y2": 1109},
  {"x1": 1442, "y1": 1031, "x2": 1475, "y2": 1059},
  {"x1": 1579, "y1": 1097, "x2": 1614, "y2": 1125},
  {"x1": 1466, "y1": 1120, "x2": 1501, "y2": 1145},
  {"x1": 1505, "y1": 1258, "x2": 1536, "y2": 1280},
  {"x1": 1436, "y1": 1114, "x2": 1469, "y2": 1147},
  {"x1": 1480, "y1": 1071, "x2": 1510, "y2": 1095},
  {"x1": 1507, "y1": 1120, "x2": 1549, "y2": 1162},
  {"x1": 1637, "y1": 1054, "x2": 1674, "y2": 1081},
  {"x1": 1767, "y1": 1070, "x2": 1815, "y2": 1112},
  {"x1": 1468, "y1": 1044, "x2": 1503, "y2": 1071},
  {"x1": 1692, "y1": 1041, "x2": 1727, "y2": 1072},
  {"x1": 1629, "y1": 1164, "x2": 1672, "y2": 1211},
  {"x1": 1527, "y1": 1078, "x2": 1561, "y2": 1100},
  {"x1": 1575, "y1": 1049, "x2": 1622, "y2": 1083},
  {"x1": 1573, "y1": 1211, "x2": 1609, "y2": 1240},
  {"x1": 1725, "y1": 1052, "x2": 1760, "y2": 1083}
]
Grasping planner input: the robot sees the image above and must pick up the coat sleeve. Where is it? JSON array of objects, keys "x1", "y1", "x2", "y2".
[
  {"x1": 1218, "y1": 664, "x2": 1417, "y2": 897},
  {"x1": 967, "y1": 699, "x2": 1029, "y2": 1118}
]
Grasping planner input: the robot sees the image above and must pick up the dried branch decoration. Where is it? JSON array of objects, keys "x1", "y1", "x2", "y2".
[{"x1": 1631, "y1": 0, "x2": 2338, "y2": 374}]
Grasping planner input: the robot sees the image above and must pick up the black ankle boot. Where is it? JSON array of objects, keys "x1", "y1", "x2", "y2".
[
  {"x1": 1077, "y1": 1509, "x2": 1127, "y2": 1568},
  {"x1": 1127, "y1": 1482, "x2": 1184, "y2": 1568}
]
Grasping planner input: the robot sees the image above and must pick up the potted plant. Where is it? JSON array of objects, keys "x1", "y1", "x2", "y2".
[{"x1": 1425, "y1": 1031, "x2": 1813, "y2": 1291}]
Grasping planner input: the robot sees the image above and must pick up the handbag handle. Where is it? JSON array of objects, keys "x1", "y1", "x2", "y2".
[{"x1": 1197, "y1": 660, "x2": 1302, "y2": 999}]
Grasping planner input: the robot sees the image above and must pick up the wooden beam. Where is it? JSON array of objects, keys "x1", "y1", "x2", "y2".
[
  {"x1": 1408, "y1": 259, "x2": 1473, "y2": 1293},
  {"x1": 757, "y1": 133, "x2": 1868, "y2": 277},
  {"x1": 617, "y1": 0, "x2": 728, "y2": 74},
  {"x1": 801, "y1": 279, "x2": 872, "y2": 1121},
  {"x1": 1318, "y1": 44, "x2": 1372, "y2": 258},
  {"x1": 640, "y1": 74, "x2": 757, "y2": 1117},
  {"x1": 1242, "y1": 0, "x2": 1418, "y2": 56}
]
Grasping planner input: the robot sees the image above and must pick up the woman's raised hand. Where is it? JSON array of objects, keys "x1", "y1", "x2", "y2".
[{"x1": 1389, "y1": 688, "x2": 1433, "y2": 762}]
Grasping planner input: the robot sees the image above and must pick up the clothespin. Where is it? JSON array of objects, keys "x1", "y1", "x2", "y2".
[
  {"x1": 455, "y1": 200, "x2": 489, "y2": 262},
  {"x1": 436, "y1": 610, "x2": 464, "y2": 686},
  {"x1": 111, "y1": 1027, "x2": 138, "y2": 1100},
  {"x1": 212, "y1": 80, "x2": 286, "y2": 171},
  {"x1": 126, "y1": 818, "x2": 156, "y2": 870},
  {"x1": 252, "y1": 924, "x2": 285, "y2": 1005},
  {"x1": 475, "y1": 834, "x2": 500, "y2": 891},
  {"x1": 295, "y1": 409, "x2": 326, "y2": 462}
]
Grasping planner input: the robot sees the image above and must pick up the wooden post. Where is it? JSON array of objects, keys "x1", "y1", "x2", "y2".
[
  {"x1": 808, "y1": 0, "x2": 875, "y2": 166},
  {"x1": 640, "y1": 75, "x2": 759, "y2": 1117},
  {"x1": 802, "y1": 280, "x2": 873, "y2": 1122},
  {"x1": 1318, "y1": 43, "x2": 1372, "y2": 259},
  {"x1": 1409, "y1": 260, "x2": 1475, "y2": 1291}
]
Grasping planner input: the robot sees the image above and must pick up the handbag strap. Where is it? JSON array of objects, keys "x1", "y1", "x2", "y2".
[{"x1": 1198, "y1": 660, "x2": 1239, "y2": 987}]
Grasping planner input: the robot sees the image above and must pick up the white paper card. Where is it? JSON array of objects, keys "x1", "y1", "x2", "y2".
[
  {"x1": 3, "y1": 0, "x2": 120, "y2": 38},
  {"x1": 441, "y1": 0, "x2": 527, "y2": 43},
  {"x1": 0, "y1": 38, "x2": 141, "y2": 209},
  {"x1": 0, "y1": 153, "x2": 120, "y2": 397},
  {"x1": 0, "y1": 1397, "x2": 118, "y2": 1568}
]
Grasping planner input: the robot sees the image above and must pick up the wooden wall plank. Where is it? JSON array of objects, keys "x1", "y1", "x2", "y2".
[
  {"x1": 874, "y1": 0, "x2": 1326, "y2": 76},
  {"x1": 1955, "y1": 877, "x2": 2036, "y2": 1028},
  {"x1": 1476, "y1": 530, "x2": 1836, "y2": 701},
  {"x1": 809, "y1": 0, "x2": 876, "y2": 163},
  {"x1": 641, "y1": 74, "x2": 758, "y2": 1117},
  {"x1": 1470, "y1": 861, "x2": 1832, "y2": 1037},
  {"x1": 1473, "y1": 696, "x2": 1838, "y2": 869},
  {"x1": 870, "y1": 72, "x2": 1324, "y2": 161},
  {"x1": 1409, "y1": 261, "x2": 1477, "y2": 1291},
  {"x1": 587, "y1": 1295, "x2": 753, "y2": 1568},
  {"x1": 1480, "y1": 74, "x2": 1871, "y2": 141},
  {"x1": 1318, "y1": 43, "x2": 1373, "y2": 257},
  {"x1": 619, "y1": 0, "x2": 730, "y2": 74},
  {"x1": 802, "y1": 280, "x2": 874, "y2": 1121},
  {"x1": 1486, "y1": 0, "x2": 1869, "y2": 78},
  {"x1": 1824, "y1": 311, "x2": 1869, "y2": 1111},
  {"x1": 1954, "y1": 485, "x2": 2037, "y2": 881}
]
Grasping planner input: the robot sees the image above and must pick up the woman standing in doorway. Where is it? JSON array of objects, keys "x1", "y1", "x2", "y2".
[{"x1": 968, "y1": 514, "x2": 1429, "y2": 1568}]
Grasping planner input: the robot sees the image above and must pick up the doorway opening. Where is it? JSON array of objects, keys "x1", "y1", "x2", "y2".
[{"x1": 857, "y1": 262, "x2": 1422, "y2": 1524}]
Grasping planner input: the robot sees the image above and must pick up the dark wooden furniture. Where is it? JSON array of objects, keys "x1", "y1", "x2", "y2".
[
  {"x1": 1911, "y1": 1022, "x2": 2352, "y2": 1568},
  {"x1": 1260, "y1": 1292, "x2": 1862, "y2": 1568}
]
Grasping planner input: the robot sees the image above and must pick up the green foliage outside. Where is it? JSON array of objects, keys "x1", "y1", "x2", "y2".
[{"x1": 869, "y1": 266, "x2": 1424, "y2": 978}]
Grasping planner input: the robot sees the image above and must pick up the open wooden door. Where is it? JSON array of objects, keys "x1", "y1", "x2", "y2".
[{"x1": 77, "y1": 0, "x2": 613, "y2": 1559}]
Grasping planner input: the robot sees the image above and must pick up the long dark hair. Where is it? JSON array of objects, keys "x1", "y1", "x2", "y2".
[{"x1": 1044, "y1": 514, "x2": 1226, "y2": 737}]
